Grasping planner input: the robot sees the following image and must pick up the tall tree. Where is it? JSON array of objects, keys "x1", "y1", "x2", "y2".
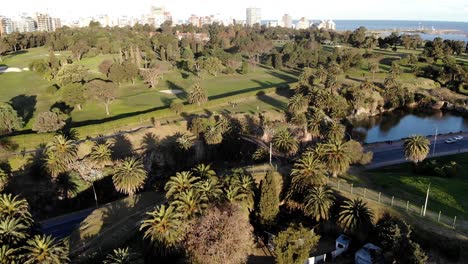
[
  {"x1": 86, "y1": 79, "x2": 117, "y2": 116},
  {"x1": 303, "y1": 186, "x2": 335, "y2": 222},
  {"x1": 0, "y1": 103, "x2": 23, "y2": 135},
  {"x1": 32, "y1": 110, "x2": 66, "y2": 133},
  {"x1": 60, "y1": 82, "x2": 86, "y2": 110},
  {"x1": 274, "y1": 224, "x2": 320, "y2": 264},
  {"x1": 141, "y1": 64, "x2": 165, "y2": 88},
  {"x1": 338, "y1": 198, "x2": 374, "y2": 233},
  {"x1": 287, "y1": 94, "x2": 309, "y2": 115},
  {"x1": 55, "y1": 64, "x2": 87, "y2": 87},
  {"x1": 112, "y1": 157, "x2": 147, "y2": 196},
  {"x1": 187, "y1": 83, "x2": 208, "y2": 106},
  {"x1": 23, "y1": 235, "x2": 69, "y2": 264},
  {"x1": 43, "y1": 135, "x2": 77, "y2": 179},
  {"x1": 272, "y1": 129, "x2": 298, "y2": 155},
  {"x1": 368, "y1": 62, "x2": 379, "y2": 81},
  {"x1": 70, "y1": 40, "x2": 89, "y2": 61},
  {"x1": 403, "y1": 135, "x2": 430, "y2": 164},
  {"x1": 323, "y1": 140, "x2": 352, "y2": 177},
  {"x1": 184, "y1": 204, "x2": 253, "y2": 264},
  {"x1": 164, "y1": 171, "x2": 199, "y2": 200},
  {"x1": 290, "y1": 151, "x2": 327, "y2": 192},
  {"x1": 140, "y1": 204, "x2": 184, "y2": 252},
  {"x1": 256, "y1": 170, "x2": 279, "y2": 227}
]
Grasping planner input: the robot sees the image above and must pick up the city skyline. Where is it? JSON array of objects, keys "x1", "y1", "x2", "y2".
[{"x1": 1, "y1": 0, "x2": 468, "y2": 22}]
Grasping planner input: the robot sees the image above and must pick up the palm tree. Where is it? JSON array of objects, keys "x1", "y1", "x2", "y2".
[
  {"x1": 272, "y1": 129, "x2": 298, "y2": 155},
  {"x1": 316, "y1": 65, "x2": 327, "y2": 83},
  {"x1": 0, "y1": 216, "x2": 29, "y2": 246},
  {"x1": 288, "y1": 93, "x2": 309, "y2": 115},
  {"x1": 172, "y1": 190, "x2": 207, "y2": 218},
  {"x1": 44, "y1": 135, "x2": 77, "y2": 178},
  {"x1": 0, "y1": 245, "x2": 19, "y2": 263},
  {"x1": 323, "y1": 140, "x2": 352, "y2": 178},
  {"x1": 307, "y1": 110, "x2": 324, "y2": 139},
  {"x1": 325, "y1": 121, "x2": 345, "y2": 142},
  {"x1": 204, "y1": 125, "x2": 223, "y2": 145},
  {"x1": 188, "y1": 83, "x2": 208, "y2": 106},
  {"x1": 338, "y1": 199, "x2": 374, "y2": 233},
  {"x1": 164, "y1": 171, "x2": 200, "y2": 200},
  {"x1": 192, "y1": 164, "x2": 216, "y2": 179},
  {"x1": 404, "y1": 135, "x2": 430, "y2": 164},
  {"x1": 325, "y1": 74, "x2": 338, "y2": 94},
  {"x1": 88, "y1": 142, "x2": 112, "y2": 168},
  {"x1": 23, "y1": 235, "x2": 69, "y2": 264},
  {"x1": 104, "y1": 247, "x2": 136, "y2": 264},
  {"x1": 197, "y1": 177, "x2": 223, "y2": 202},
  {"x1": 224, "y1": 185, "x2": 248, "y2": 204},
  {"x1": 304, "y1": 186, "x2": 335, "y2": 222},
  {"x1": 140, "y1": 205, "x2": 184, "y2": 249},
  {"x1": 112, "y1": 157, "x2": 147, "y2": 196},
  {"x1": 290, "y1": 152, "x2": 327, "y2": 193},
  {"x1": 0, "y1": 169, "x2": 8, "y2": 192},
  {"x1": 176, "y1": 133, "x2": 194, "y2": 151},
  {"x1": 0, "y1": 194, "x2": 32, "y2": 223}
]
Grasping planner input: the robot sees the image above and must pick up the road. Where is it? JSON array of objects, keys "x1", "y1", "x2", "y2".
[
  {"x1": 40, "y1": 208, "x2": 95, "y2": 239},
  {"x1": 365, "y1": 132, "x2": 468, "y2": 169}
]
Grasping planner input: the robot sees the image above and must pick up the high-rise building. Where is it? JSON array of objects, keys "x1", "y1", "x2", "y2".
[
  {"x1": 281, "y1": 14, "x2": 292, "y2": 28},
  {"x1": 52, "y1": 18, "x2": 61, "y2": 30},
  {"x1": 35, "y1": 13, "x2": 53, "y2": 31},
  {"x1": 188, "y1": 15, "x2": 200, "y2": 27},
  {"x1": 246, "y1": 8, "x2": 261, "y2": 26},
  {"x1": 149, "y1": 6, "x2": 171, "y2": 27},
  {"x1": 13, "y1": 16, "x2": 36, "y2": 33},
  {"x1": 317, "y1": 19, "x2": 336, "y2": 30},
  {"x1": 296, "y1": 17, "x2": 310, "y2": 30},
  {"x1": 0, "y1": 17, "x2": 14, "y2": 35}
]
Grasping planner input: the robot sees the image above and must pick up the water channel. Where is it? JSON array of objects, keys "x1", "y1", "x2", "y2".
[{"x1": 351, "y1": 109, "x2": 468, "y2": 143}]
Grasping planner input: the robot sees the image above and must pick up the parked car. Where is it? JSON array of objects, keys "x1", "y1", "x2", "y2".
[
  {"x1": 445, "y1": 138, "x2": 457, "y2": 144},
  {"x1": 454, "y1": 135, "x2": 464, "y2": 140}
]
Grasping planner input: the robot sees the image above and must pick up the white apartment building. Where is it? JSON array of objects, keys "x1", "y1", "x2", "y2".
[
  {"x1": 246, "y1": 8, "x2": 261, "y2": 26},
  {"x1": 296, "y1": 17, "x2": 310, "y2": 30},
  {"x1": 317, "y1": 19, "x2": 336, "y2": 30},
  {"x1": 281, "y1": 14, "x2": 292, "y2": 28}
]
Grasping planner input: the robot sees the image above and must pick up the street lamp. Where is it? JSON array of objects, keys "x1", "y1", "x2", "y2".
[{"x1": 432, "y1": 125, "x2": 438, "y2": 156}]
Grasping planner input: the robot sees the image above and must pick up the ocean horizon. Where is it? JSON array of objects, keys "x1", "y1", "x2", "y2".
[{"x1": 262, "y1": 19, "x2": 468, "y2": 41}]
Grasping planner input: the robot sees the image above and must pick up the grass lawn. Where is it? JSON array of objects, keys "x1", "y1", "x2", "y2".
[
  {"x1": 0, "y1": 47, "x2": 297, "y2": 127},
  {"x1": 359, "y1": 153, "x2": 468, "y2": 220}
]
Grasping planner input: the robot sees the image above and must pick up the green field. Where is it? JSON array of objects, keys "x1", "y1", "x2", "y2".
[
  {"x1": 360, "y1": 153, "x2": 468, "y2": 219},
  {"x1": 0, "y1": 47, "x2": 297, "y2": 128}
]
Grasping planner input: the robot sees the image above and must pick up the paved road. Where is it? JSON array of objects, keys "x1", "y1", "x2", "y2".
[
  {"x1": 365, "y1": 132, "x2": 468, "y2": 169},
  {"x1": 40, "y1": 208, "x2": 95, "y2": 239}
]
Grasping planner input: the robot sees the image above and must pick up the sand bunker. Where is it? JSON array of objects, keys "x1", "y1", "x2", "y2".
[
  {"x1": 159, "y1": 89, "x2": 184, "y2": 95},
  {"x1": 0, "y1": 66, "x2": 27, "y2": 73}
]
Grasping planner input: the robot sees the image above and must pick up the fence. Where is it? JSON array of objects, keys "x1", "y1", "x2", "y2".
[{"x1": 327, "y1": 178, "x2": 468, "y2": 235}]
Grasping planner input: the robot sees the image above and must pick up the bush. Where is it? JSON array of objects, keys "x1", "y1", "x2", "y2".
[{"x1": 413, "y1": 159, "x2": 459, "y2": 178}]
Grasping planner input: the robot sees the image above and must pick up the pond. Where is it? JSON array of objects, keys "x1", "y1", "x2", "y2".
[{"x1": 351, "y1": 109, "x2": 468, "y2": 143}]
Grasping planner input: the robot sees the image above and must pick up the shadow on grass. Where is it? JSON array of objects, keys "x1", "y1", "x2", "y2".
[{"x1": 10, "y1": 95, "x2": 37, "y2": 124}]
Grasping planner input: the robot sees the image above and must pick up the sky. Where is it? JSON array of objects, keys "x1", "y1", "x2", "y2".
[{"x1": 1, "y1": 0, "x2": 468, "y2": 22}]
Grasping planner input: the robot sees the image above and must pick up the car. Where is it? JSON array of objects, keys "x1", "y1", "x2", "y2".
[
  {"x1": 445, "y1": 138, "x2": 457, "y2": 144},
  {"x1": 454, "y1": 135, "x2": 464, "y2": 140}
]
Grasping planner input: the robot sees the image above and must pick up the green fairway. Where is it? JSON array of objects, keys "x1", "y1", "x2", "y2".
[
  {"x1": 361, "y1": 153, "x2": 468, "y2": 219},
  {"x1": 0, "y1": 47, "x2": 297, "y2": 126}
]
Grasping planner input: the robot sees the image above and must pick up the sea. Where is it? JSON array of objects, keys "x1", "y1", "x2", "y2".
[
  {"x1": 334, "y1": 20, "x2": 468, "y2": 41},
  {"x1": 264, "y1": 20, "x2": 468, "y2": 42}
]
